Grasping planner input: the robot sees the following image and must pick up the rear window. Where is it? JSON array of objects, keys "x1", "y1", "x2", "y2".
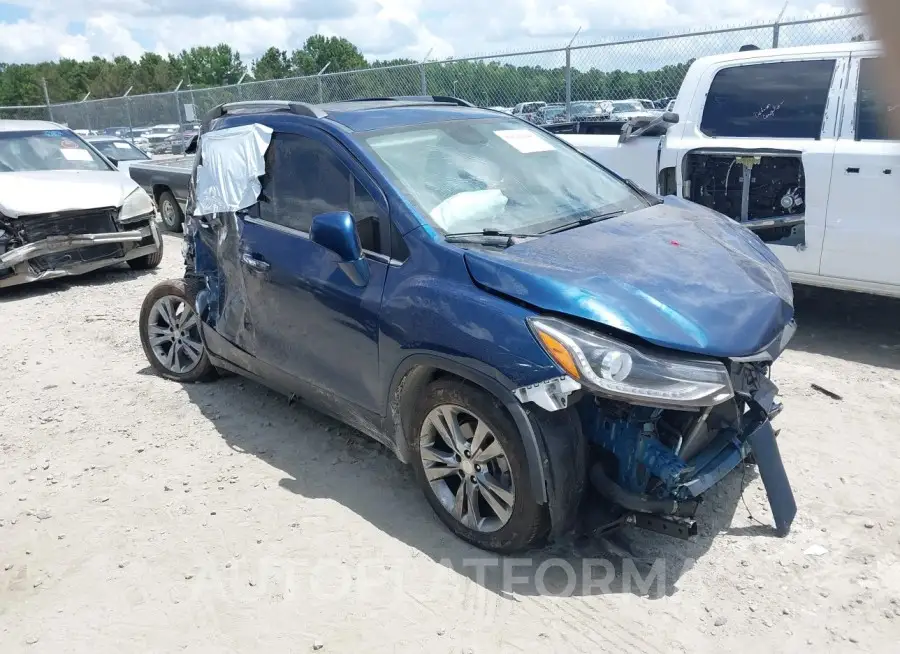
[
  {"x1": 700, "y1": 59, "x2": 836, "y2": 139},
  {"x1": 856, "y1": 57, "x2": 900, "y2": 141}
]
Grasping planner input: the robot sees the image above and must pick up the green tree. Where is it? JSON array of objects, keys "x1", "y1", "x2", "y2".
[
  {"x1": 298, "y1": 35, "x2": 367, "y2": 73},
  {"x1": 252, "y1": 47, "x2": 291, "y2": 80},
  {"x1": 176, "y1": 44, "x2": 246, "y2": 87}
]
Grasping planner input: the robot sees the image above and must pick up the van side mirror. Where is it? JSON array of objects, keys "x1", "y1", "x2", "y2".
[
  {"x1": 662, "y1": 111, "x2": 679, "y2": 124},
  {"x1": 309, "y1": 211, "x2": 369, "y2": 286}
]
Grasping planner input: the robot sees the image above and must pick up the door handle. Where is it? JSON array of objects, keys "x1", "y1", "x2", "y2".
[
  {"x1": 846, "y1": 167, "x2": 860, "y2": 174},
  {"x1": 241, "y1": 252, "x2": 270, "y2": 272}
]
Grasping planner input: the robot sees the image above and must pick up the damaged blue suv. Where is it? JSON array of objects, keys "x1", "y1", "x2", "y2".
[{"x1": 139, "y1": 97, "x2": 797, "y2": 553}]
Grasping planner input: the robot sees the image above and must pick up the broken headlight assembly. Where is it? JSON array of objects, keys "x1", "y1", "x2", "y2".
[
  {"x1": 527, "y1": 316, "x2": 734, "y2": 408},
  {"x1": 118, "y1": 188, "x2": 156, "y2": 223}
]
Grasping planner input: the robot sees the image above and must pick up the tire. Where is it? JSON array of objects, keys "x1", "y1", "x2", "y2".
[
  {"x1": 138, "y1": 278, "x2": 217, "y2": 383},
  {"x1": 158, "y1": 190, "x2": 183, "y2": 232},
  {"x1": 127, "y1": 235, "x2": 164, "y2": 270},
  {"x1": 410, "y1": 379, "x2": 549, "y2": 553}
]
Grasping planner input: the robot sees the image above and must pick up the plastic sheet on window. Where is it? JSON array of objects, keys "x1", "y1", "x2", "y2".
[{"x1": 193, "y1": 123, "x2": 273, "y2": 216}]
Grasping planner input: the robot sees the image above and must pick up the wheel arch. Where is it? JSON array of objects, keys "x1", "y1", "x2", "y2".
[{"x1": 387, "y1": 353, "x2": 552, "y2": 506}]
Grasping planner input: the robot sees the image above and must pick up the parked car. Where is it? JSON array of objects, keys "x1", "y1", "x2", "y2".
[
  {"x1": 143, "y1": 124, "x2": 180, "y2": 151},
  {"x1": 569, "y1": 100, "x2": 613, "y2": 122},
  {"x1": 139, "y1": 98, "x2": 796, "y2": 553},
  {"x1": 0, "y1": 120, "x2": 163, "y2": 288},
  {"x1": 85, "y1": 135, "x2": 151, "y2": 173},
  {"x1": 152, "y1": 130, "x2": 198, "y2": 156},
  {"x1": 511, "y1": 101, "x2": 547, "y2": 123},
  {"x1": 534, "y1": 103, "x2": 568, "y2": 125},
  {"x1": 127, "y1": 155, "x2": 193, "y2": 232},
  {"x1": 605, "y1": 100, "x2": 659, "y2": 122},
  {"x1": 556, "y1": 40, "x2": 900, "y2": 298}
]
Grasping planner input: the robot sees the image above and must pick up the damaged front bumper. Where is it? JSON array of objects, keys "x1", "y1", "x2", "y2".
[
  {"x1": 0, "y1": 220, "x2": 161, "y2": 289},
  {"x1": 515, "y1": 335, "x2": 797, "y2": 540}
]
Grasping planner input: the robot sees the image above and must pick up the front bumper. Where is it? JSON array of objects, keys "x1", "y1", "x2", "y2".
[
  {"x1": 582, "y1": 363, "x2": 796, "y2": 537},
  {"x1": 0, "y1": 220, "x2": 161, "y2": 289}
]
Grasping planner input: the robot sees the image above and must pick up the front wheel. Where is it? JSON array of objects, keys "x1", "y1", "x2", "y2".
[
  {"x1": 411, "y1": 379, "x2": 549, "y2": 553},
  {"x1": 127, "y1": 236, "x2": 164, "y2": 270},
  {"x1": 138, "y1": 279, "x2": 217, "y2": 383}
]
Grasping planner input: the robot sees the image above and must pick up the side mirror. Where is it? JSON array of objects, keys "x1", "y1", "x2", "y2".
[
  {"x1": 662, "y1": 111, "x2": 680, "y2": 124},
  {"x1": 106, "y1": 156, "x2": 119, "y2": 167},
  {"x1": 184, "y1": 134, "x2": 199, "y2": 155},
  {"x1": 309, "y1": 211, "x2": 369, "y2": 286}
]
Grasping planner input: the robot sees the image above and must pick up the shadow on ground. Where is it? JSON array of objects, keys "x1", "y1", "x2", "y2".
[
  {"x1": 789, "y1": 284, "x2": 900, "y2": 370},
  {"x1": 174, "y1": 369, "x2": 762, "y2": 601}
]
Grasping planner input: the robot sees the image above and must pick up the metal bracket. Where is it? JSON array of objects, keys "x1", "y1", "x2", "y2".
[{"x1": 513, "y1": 376, "x2": 581, "y2": 412}]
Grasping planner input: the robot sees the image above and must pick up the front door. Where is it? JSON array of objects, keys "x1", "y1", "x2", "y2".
[
  {"x1": 820, "y1": 54, "x2": 900, "y2": 287},
  {"x1": 238, "y1": 130, "x2": 391, "y2": 412}
]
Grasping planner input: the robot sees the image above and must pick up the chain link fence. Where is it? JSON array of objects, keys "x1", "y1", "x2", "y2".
[{"x1": 3, "y1": 11, "x2": 869, "y2": 133}]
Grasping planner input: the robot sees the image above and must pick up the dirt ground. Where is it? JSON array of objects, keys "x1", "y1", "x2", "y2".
[{"x1": 2, "y1": 232, "x2": 900, "y2": 653}]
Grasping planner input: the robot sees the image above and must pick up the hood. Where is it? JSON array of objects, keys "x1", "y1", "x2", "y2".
[
  {"x1": 0, "y1": 170, "x2": 139, "y2": 218},
  {"x1": 462, "y1": 196, "x2": 794, "y2": 358}
]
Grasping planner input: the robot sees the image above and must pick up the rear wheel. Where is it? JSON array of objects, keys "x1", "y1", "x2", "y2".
[
  {"x1": 411, "y1": 379, "x2": 548, "y2": 553},
  {"x1": 139, "y1": 279, "x2": 216, "y2": 383},
  {"x1": 158, "y1": 190, "x2": 183, "y2": 232}
]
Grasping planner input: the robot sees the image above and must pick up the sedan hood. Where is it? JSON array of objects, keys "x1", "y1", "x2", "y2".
[
  {"x1": 463, "y1": 196, "x2": 794, "y2": 358},
  {"x1": 0, "y1": 170, "x2": 139, "y2": 218}
]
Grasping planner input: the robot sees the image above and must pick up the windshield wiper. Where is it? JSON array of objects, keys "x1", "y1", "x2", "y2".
[
  {"x1": 444, "y1": 229, "x2": 540, "y2": 247},
  {"x1": 541, "y1": 209, "x2": 626, "y2": 234}
]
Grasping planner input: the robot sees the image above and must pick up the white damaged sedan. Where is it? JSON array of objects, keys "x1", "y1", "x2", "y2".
[{"x1": 0, "y1": 120, "x2": 163, "y2": 289}]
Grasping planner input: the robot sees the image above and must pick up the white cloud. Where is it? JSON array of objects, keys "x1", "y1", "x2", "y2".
[{"x1": 0, "y1": 0, "x2": 864, "y2": 66}]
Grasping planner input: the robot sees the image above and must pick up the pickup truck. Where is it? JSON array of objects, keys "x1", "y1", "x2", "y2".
[
  {"x1": 556, "y1": 40, "x2": 900, "y2": 299},
  {"x1": 127, "y1": 156, "x2": 193, "y2": 232}
]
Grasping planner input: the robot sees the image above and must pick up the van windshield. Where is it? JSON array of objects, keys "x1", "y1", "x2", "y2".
[
  {"x1": 0, "y1": 130, "x2": 110, "y2": 173},
  {"x1": 359, "y1": 117, "x2": 647, "y2": 234}
]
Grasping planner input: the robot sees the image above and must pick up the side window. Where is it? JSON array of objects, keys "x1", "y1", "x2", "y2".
[
  {"x1": 258, "y1": 133, "x2": 384, "y2": 253},
  {"x1": 700, "y1": 59, "x2": 836, "y2": 139},
  {"x1": 856, "y1": 57, "x2": 900, "y2": 141}
]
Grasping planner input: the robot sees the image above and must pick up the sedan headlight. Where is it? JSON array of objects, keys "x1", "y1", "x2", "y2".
[
  {"x1": 119, "y1": 188, "x2": 155, "y2": 222},
  {"x1": 528, "y1": 316, "x2": 734, "y2": 408}
]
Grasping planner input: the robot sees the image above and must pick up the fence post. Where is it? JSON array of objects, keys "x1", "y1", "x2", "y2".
[
  {"x1": 772, "y1": 23, "x2": 780, "y2": 48},
  {"x1": 565, "y1": 27, "x2": 581, "y2": 118},
  {"x1": 420, "y1": 64, "x2": 427, "y2": 95},
  {"x1": 41, "y1": 78, "x2": 54, "y2": 122}
]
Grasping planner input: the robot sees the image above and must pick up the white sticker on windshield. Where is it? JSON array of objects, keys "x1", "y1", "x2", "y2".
[
  {"x1": 494, "y1": 129, "x2": 555, "y2": 153},
  {"x1": 113, "y1": 142, "x2": 131, "y2": 149},
  {"x1": 61, "y1": 148, "x2": 93, "y2": 161}
]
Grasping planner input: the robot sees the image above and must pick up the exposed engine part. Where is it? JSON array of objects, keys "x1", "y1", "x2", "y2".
[
  {"x1": 682, "y1": 150, "x2": 806, "y2": 247},
  {"x1": 513, "y1": 376, "x2": 582, "y2": 412}
]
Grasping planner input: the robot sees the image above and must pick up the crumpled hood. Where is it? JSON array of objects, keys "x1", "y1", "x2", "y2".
[
  {"x1": 0, "y1": 170, "x2": 139, "y2": 218},
  {"x1": 463, "y1": 196, "x2": 795, "y2": 358}
]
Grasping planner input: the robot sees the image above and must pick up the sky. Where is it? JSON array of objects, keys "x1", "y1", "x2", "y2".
[{"x1": 0, "y1": 0, "x2": 864, "y2": 65}]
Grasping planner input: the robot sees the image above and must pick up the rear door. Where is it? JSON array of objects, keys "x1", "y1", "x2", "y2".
[
  {"x1": 238, "y1": 127, "x2": 391, "y2": 412},
  {"x1": 820, "y1": 54, "x2": 900, "y2": 286}
]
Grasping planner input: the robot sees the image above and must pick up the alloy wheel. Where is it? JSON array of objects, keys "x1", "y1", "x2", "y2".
[
  {"x1": 146, "y1": 295, "x2": 204, "y2": 374},
  {"x1": 419, "y1": 404, "x2": 516, "y2": 533}
]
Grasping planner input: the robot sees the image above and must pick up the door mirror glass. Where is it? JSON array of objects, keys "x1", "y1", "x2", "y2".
[{"x1": 310, "y1": 211, "x2": 369, "y2": 286}]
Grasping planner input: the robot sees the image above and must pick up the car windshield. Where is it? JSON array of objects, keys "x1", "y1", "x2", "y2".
[
  {"x1": 611, "y1": 101, "x2": 644, "y2": 113},
  {"x1": 89, "y1": 139, "x2": 148, "y2": 161},
  {"x1": 359, "y1": 117, "x2": 647, "y2": 234},
  {"x1": 0, "y1": 130, "x2": 110, "y2": 172}
]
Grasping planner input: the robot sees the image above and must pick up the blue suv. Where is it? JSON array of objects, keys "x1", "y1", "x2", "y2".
[{"x1": 139, "y1": 97, "x2": 796, "y2": 553}]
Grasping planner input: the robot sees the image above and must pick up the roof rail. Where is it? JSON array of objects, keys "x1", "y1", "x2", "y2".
[
  {"x1": 202, "y1": 100, "x2": 326, "y2": 130},
  {"x1": 333, "y1": 95, "x2": 476, "y2": 108}
]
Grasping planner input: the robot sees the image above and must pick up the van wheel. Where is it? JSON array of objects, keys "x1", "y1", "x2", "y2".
[
  {"x1": 411, "y1": 379, "x2": 548, "y2": 553},
  {"x1": 158, "y1": 190, "x2": 183, "y2": 232},
  {"x1": 139, "y1": 279, "x2": 216, "y2": 383}
]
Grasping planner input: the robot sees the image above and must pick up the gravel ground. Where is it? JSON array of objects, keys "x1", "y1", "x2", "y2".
[{"x1": 2, "y1": 232, "x2": 900, "y2": 653}]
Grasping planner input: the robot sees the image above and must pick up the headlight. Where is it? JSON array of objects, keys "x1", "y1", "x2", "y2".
[
  {"x1": 119, "y1": 188, "x2": 155, "y2": 222},
  {"x1": 527, "y1": 316, "x2": 734, "y2": 408}
]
